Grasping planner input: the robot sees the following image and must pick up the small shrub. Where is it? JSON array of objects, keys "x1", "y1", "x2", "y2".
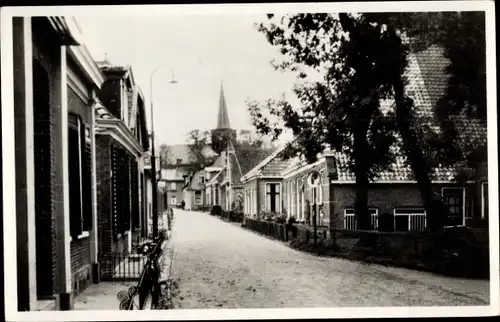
[{"x1": 211, "y1": 205, "x2": 222, "y2": 216}]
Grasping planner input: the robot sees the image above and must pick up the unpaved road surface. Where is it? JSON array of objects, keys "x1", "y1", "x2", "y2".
[{"x1": 170, "y1": 210, "x2": 489, "y2": 309}]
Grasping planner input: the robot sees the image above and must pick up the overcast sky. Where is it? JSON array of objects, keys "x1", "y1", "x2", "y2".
[{"x1": 75, "y1": 13, "x2": 300, "y2": 146}]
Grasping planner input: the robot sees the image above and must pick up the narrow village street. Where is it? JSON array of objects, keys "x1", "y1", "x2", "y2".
[{"x1": 170, "y1": 210, "x2": 489, "y2": 308}]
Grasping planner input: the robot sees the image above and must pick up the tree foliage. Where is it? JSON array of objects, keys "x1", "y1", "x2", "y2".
[
  {"x1": 158, "y1": 144, "x2": 172, "y2": 168},
  {"x1": 186, "y1": 129, "x2": 214, "y2": 169}
]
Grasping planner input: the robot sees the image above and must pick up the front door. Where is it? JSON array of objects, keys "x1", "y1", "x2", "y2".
[{"x1": 33, "y1": 58, "x2": 53, "y2": 298}]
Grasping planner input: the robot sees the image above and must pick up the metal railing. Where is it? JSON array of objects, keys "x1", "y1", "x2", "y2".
[
  {"x1": 344, "y1": 213, "x2": 379, "y2": 230},
  {"x1": 99, "y1": 251, "x2": 147, "y2": 281}
]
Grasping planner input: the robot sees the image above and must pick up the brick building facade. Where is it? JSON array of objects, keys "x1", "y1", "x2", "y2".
[
  {"x1": 8, "y1": 16, "x2": 155, "y2": 311},
  {"x1": 94, "y1": 61, "x2": 150, "y2": 259},
  {"x1": 11, "y1": 17, "x2": 106, "y2": 310}
]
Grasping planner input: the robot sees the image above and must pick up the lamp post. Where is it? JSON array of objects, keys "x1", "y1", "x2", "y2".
[
  {"x1": 150, "y1": 66, "x2": 177, "y2": 238},
  {"x1": 308, "y1": 171, "x2": 320, "y2": 246}
]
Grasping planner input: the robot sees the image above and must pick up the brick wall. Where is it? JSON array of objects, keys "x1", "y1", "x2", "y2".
[
  {"x1": 32, "y1": 20, "x2": 59, "y2": 297},
  {"x1": 70, "y1": 238, "x2": 91, "y2": 298},
  {"x1": 96, "y1": 135, "x2": 133, "y2": 256},
  {"x1": 96, "y1": 135, "x2": 112, "y2": 255},
  {"x1": 330, "y1": 182, "x2": 477, "y2": 230},
  {"x1": 67, "y1": 86, "x2": 93, "y2": 293}
]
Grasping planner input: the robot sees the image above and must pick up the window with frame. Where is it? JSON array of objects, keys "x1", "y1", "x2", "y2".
[
  {"x1": 482, "y1": 182, "x2": 488, "y2": 219},
  {"x1": 394, "y1": 208, "x2": 426, "y2": 232},
  {"x1": 68, "y1": 113, "x2": 92, "y2": 239},
  {"x1": 170, "y1": 182, "x2": 177, "y2": 190},
  {"x1": 170, "y1": 196, "x2": 177, "y2": 205},
  {"x1": 266, "y1": 183, "x2": 281, "y2": 213},
  {"x1": 442, "y1": 187, "x2": 465, "y2": 227},
  {"x1": 199, "y1": 176, "x2": 205, "y2": 185},
  {"x1": 195, "y1": 191, "x2": 202, "y2": 205},
  {"x1": 344, "y1": 208, "x2": 378, "y2": 230}
]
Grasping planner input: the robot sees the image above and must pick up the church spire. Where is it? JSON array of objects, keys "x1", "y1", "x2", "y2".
[{"x1": 217, "y1": 82, "x2": 231, "y2": 129}]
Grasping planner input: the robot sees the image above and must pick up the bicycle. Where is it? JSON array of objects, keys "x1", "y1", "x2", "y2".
[{"x1": 117, "y1": 234, "x2": 166, "y2": 310}]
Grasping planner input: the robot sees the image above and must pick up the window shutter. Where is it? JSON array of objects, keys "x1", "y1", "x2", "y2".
[
  {"x1": 68, "y1": 123, "x2": 83, "y2": 238},
  {"x1": 111, "y1": 145, "x2": 119, "y2": 241},
  {"x1": 122, "y1": 152, "x2": 131, "y2": 235},
  {"x1": 118, "y1": 148, "x2": 126, "y2": 236},
  {"x1": 82, "y1": 124, "x2": 92, "y2": 231},
  {"x1": 130, "y1": 158, "x2": 140, "y2": 230}
]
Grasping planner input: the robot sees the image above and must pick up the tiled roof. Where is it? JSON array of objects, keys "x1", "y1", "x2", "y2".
[
  {"x1": 260, "y1": 154, "x2": 295, "y2": 176},
  {"x1": 333, "y1": 44, "x2": 486, "y2": 182},
  {"x1": 242, "y1": 145, "x2": 295, "y2": 181},
  {"x1": 233, "y1": 144, "x2": 275, "y2": 179},
  {"x1": 94, "y1": 99, "x2": 114, "y2": 120}
]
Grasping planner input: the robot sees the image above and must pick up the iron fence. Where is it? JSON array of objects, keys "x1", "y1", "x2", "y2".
[
  {"x1": 99, "y1": 252, "x2": 147, "y2": 281},
  {"x1": 244, "y1": 218, "x2": 288, "y2": 242}
]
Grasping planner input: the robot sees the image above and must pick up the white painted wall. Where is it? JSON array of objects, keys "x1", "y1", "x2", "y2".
[{"x1": 146, "y1": 176, "x2": 153, "y2": 236}]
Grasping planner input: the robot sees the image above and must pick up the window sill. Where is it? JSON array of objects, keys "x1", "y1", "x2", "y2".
[{"x1": 74, "y1": 231, "x2": 90, "y2": 241}]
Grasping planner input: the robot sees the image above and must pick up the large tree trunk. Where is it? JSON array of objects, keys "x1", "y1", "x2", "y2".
[
  {"x1": 382, "y1": 23, "x2": 447, "y2": 234},
  {"x1": 393, "y1": 82, "x2": 446, "y2": 233},
  {"x1": 353, "y1": 122, "x2": 372, "y2": 249}
]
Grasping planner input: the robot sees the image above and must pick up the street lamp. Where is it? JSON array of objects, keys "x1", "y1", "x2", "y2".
[
  {"x1": 150, "y1": 65, "x2": 177, "y2": 239},
  {"x1": 307, "y1": 171, "x2": 321, "y2": 246}
]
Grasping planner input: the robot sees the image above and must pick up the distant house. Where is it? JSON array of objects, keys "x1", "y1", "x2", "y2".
[
  {"x1": 160, "y1": 168, "x2": 188, "y2": 207},
  {"x1": 158, "y1": 143, "x2": 217, "y2": 207},
  {"x1": 241, "y1": 45, "x2": 488, "y2": 232},
  {"x1": 182, "y1": 169, "x2": 207, "y2": 211},
  {"x1": 240, "y1": 146, "x2": 296, "y2": 218},
  {"x1": 94, "y1": 60, "x2": 150, "y2": 259},
  {"x1": 143, "y1": 152, "x2": 168, "y2": 236},
  {"x1": 10, "y1": 17, "x2": 106, "y2": 310}
]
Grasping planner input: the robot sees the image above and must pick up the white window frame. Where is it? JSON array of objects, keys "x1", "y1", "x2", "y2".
[
  {"x1": 481, "y1": 182, "x2": 488, "y2": 219},
  {"x1": 170, "y1": 196, "x2": 177, "y2": 205},
  {"x1": 344, "y1": 208, "x2": 379, "y2": 230},
  {"x1": 286, "y1": 181, "x2": 292, "y2": 218},
  {"x1": 318, "y1": 170, "x2": 323, "y2": 204},
  {"x1": 69, "y1": 115, "x2": 90, "y2": 240},
  {"x1": 265, "y1": 182, "x2": 282, "y2": 213},
  {"x1": 170, "y1": 182, "x2": 177, "y2": 190},
  {"x1": 393, "y1": 208, "x2": 427, "y2": 232},
  {"x1": 295, "y1": 180, "x2": 299, "y2": 218},
  {"x1": 441, "y1": 187, "x2": 466, "y2": 227}
]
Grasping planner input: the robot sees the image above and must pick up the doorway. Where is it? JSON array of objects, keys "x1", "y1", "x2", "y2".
[{"x1": 33, "y1": 58, "x2": 54, "y2": 299}]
